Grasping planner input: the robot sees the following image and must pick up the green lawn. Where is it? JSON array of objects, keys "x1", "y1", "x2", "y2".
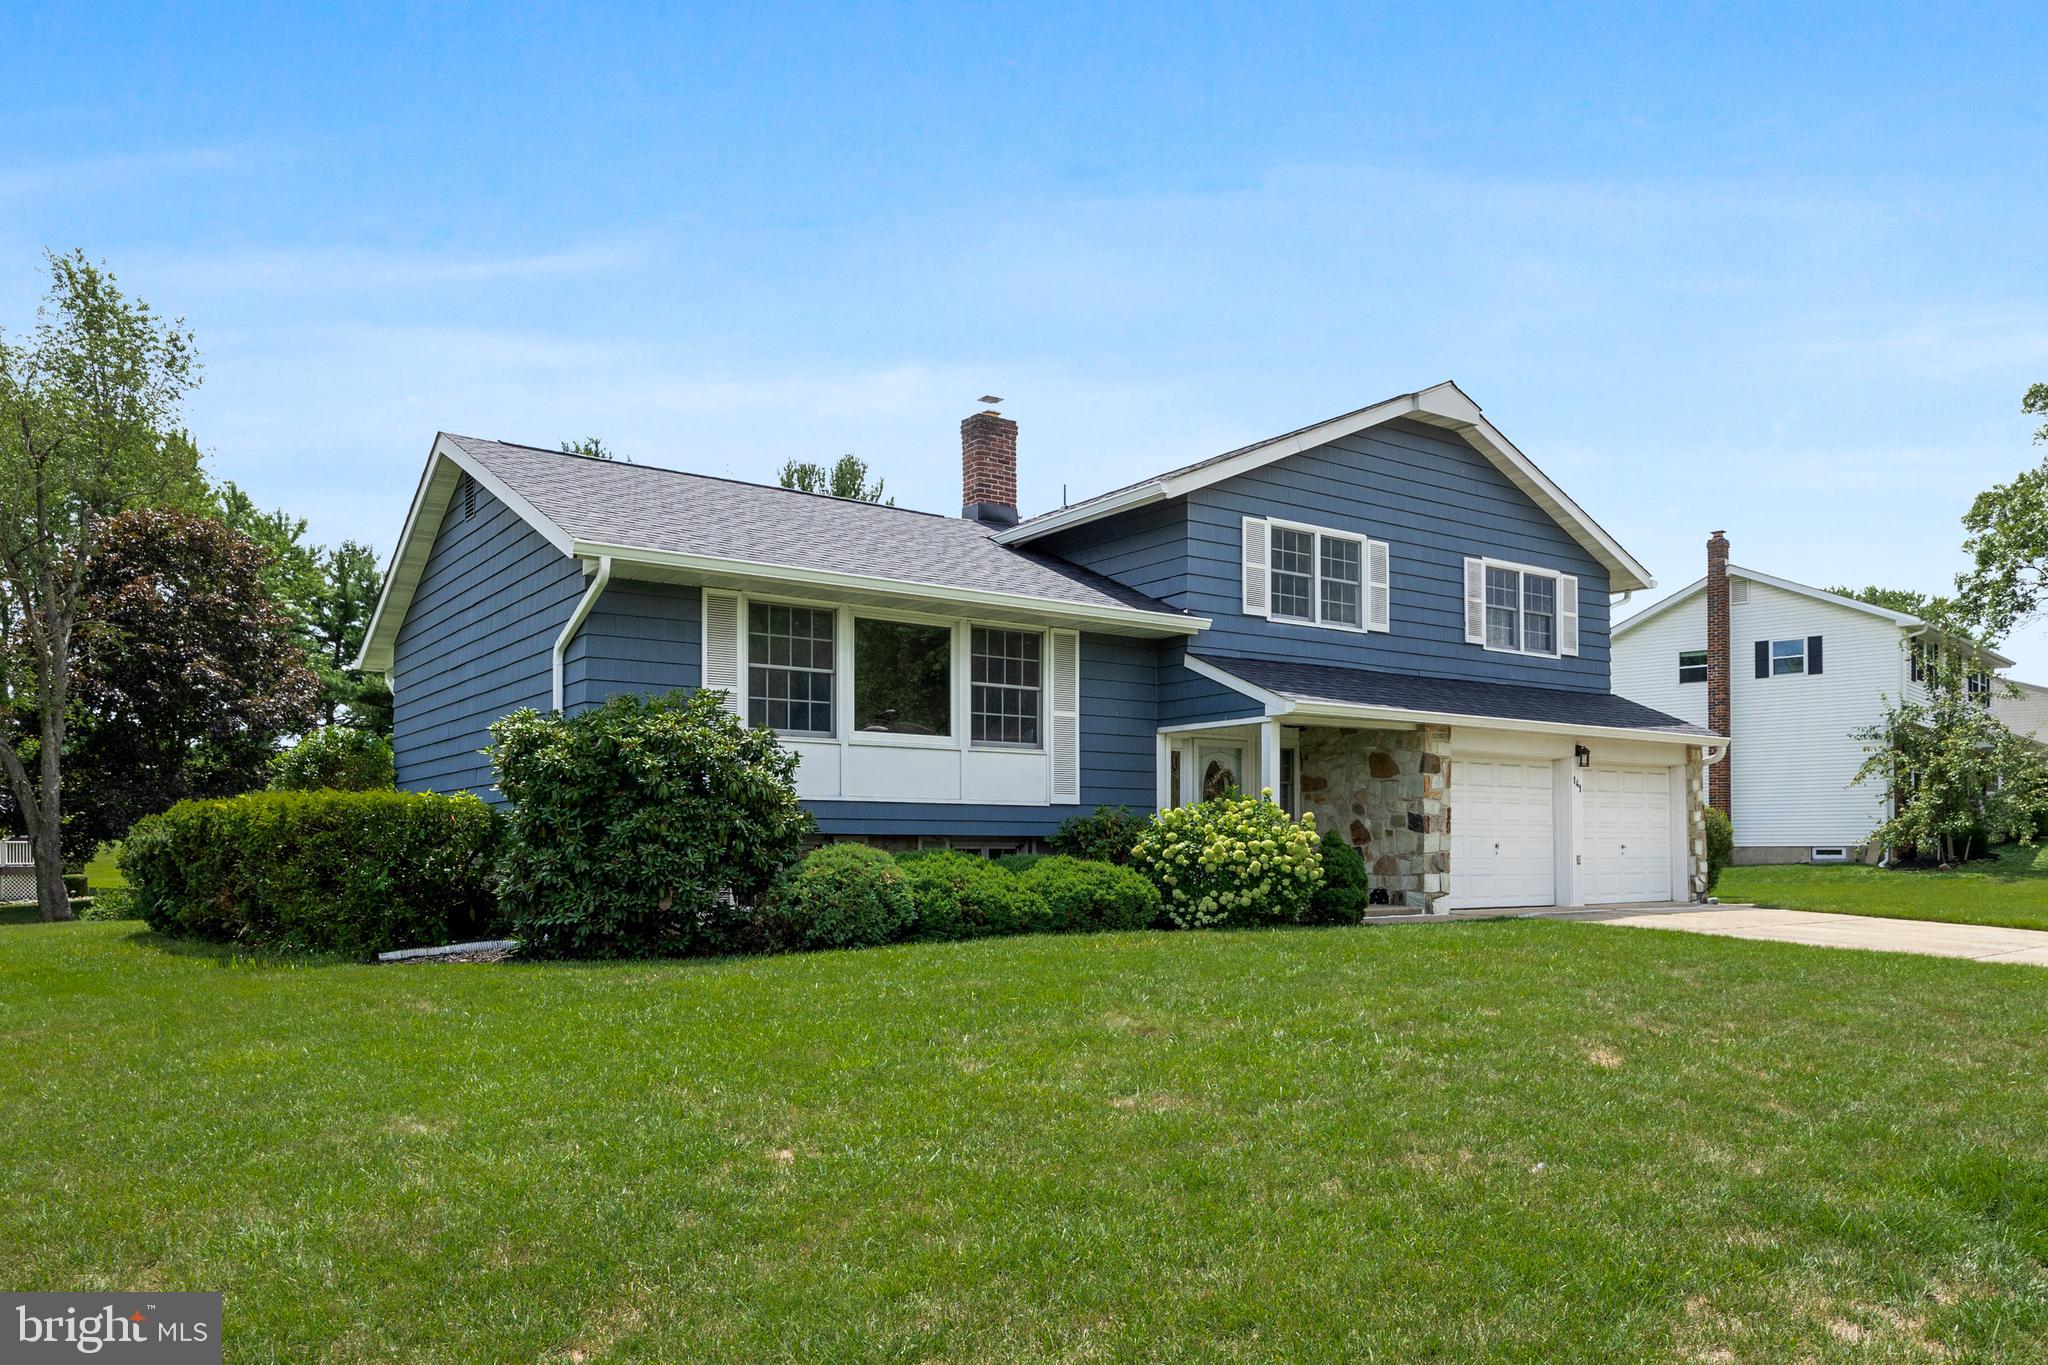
[
  {"x1": 4, "y1": 920, "x2": 2048, "y2": 1361},
  {"x1": 1720, "y1": 842, "x2": 2048, "y2": 931},
  {"x1": 84, "y1": 841, "x2": 127, "y2": 892}
]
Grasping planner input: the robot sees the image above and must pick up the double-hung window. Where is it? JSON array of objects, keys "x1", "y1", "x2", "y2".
[
  {"x1": 971, "y1": 627, "x2": 1042, "y2": 746},
  {"x1": 1678, "y1": 650, "x2": 1708, "y2": 684},
  {"x1": 1267, "y1": 522, "x2": 1368, "y2": 629},
  {"x1": 1481, "y1": 563, "x2": 1562, "y2": 656},
  {"x1": 1770, "y1": 638, "x2": 1806, "y2": 676},
  {"x1": 748, "y1": 603, "x2": 836, "y2": 735}
]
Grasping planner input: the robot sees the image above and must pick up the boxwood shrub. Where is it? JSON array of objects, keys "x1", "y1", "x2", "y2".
[
  {"x1": 1017, "y1": 855, "x2": 1160, "y2": 932},
  {"x1": 764, "y1": 844, "x2": 918, "y2": 951},
  {"x1": 896, "y1": 850, "x2": 1050, "y2": 940},
  {"x1": 1304, "y1": 829, "x2": 1370, "y2": 925},
  {"x1": 120, "y1": 790, "x2": 504, "y2": 955},
  {"x1": 491, "y1": 689, "x2": 812, "y2": 959}
]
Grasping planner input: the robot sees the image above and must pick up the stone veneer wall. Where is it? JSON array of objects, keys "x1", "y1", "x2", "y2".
[
  {"x1": 1297, "y1": 724, "x2": 1453, "y2": 913},
  {"x1": 1686, "y1": 746, "x2": 1710, "y2": 900}
]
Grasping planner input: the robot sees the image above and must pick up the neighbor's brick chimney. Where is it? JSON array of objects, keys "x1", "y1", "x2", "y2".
[
  {"x1": 961, "y1": 405, "x2": 1019, "y2": 528},
  {"x1": 1706, "y1": 530, "x2": 1732, "y2": 814}
]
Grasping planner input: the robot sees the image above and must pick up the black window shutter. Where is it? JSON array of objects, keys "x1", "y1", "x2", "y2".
[
  {"x1": 1807, "y1": 635, "x2": 1824, "y2": 675},
  {"x1": 1755, "y1": 640, "x2": 1769, "y2": 679}
]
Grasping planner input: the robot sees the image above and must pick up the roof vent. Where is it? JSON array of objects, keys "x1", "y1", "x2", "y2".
[{"x1": 1730, "y1": 580, "x2": 1750, "y2": 606}]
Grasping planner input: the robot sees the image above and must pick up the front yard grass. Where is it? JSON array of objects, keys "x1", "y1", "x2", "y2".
[
  {"x1": 4, "y1": 918, "x2": 2048, "y2": 1360},
  {"x1": 1719, "y1": 842, "x2": 2048, "y2": 931}
]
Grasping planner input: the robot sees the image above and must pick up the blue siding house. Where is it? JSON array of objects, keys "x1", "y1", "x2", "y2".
[{"x1": 361, "y1": 382, "x2": 1719, "y2": 912}]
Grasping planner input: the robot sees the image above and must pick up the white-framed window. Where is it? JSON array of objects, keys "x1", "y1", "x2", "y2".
[
  {"x1": 1770, "y1": 638, "x2": 1805, "y2": 675},
  {"x1": 853, "y1": 618, "x2": 952, "y2": 736},
  {"x1": 970, "y1": 627, "x2": 1042, "y2": 747},
  {"x1": 1242, "y1": 516, "x2": 1388, "y2": 632},
  {"x1": 1466, "y1": 558, "x2": 1577, "y2": 658},
  {"x1": 1677, "y1": 649, "x2": 1708, "y2": 684},
  {"x1": 747, "y1": 603, "x2": 837, "y2": 735}
]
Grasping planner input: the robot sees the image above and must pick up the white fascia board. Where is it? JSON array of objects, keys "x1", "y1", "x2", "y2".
[
  {"x1": 574, "y1": 540, "x2": 1211, "y2": 637},
  {"x1": 1182, "y1": 654, "x2": 1295, "y2": 715},
  {"x1": 1616, "y1": 564, "x2": 1935, "y2": 641},
  {"x1": 995, "y1": 380, "x2": 1656, "y2": 593},
  {"x1": 1284, "y1": 700, "x2": 1722, "y2": 747},
  {"x1": 1902, "y1": 624, "x2": 2016, "y2": 671},
  {"x1": 354, "y1": 435, "x2": 579, "y2": 673}
]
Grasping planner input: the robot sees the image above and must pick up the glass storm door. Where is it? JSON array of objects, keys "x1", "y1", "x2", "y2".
[{"x1": 1198, "y1": 746, "x2": 1244, "y2": 801}]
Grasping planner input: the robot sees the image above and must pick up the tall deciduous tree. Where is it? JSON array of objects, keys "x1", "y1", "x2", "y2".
[
  {"x1": 1853, "y1": 624, "x2": 2048, "y2": 864},
  {"x1": 1829, "y1": 584, "x2": 1949, "y2": 619},
  {"x1": 777, "y1": 454, "x2": 891, "y2": 504},
  {"x1": 1956, "y1": 383, "x2": 2048, "y2": 638},
  {"x1": 0, "y1": 252, "x2": 203, "y2": 920},
  {"x1": 65, "y1": 509, "x2": 321, "y2": 858}
]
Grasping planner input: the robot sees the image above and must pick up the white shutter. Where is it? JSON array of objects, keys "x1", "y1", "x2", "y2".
[
  {"x1": 1241, "y1": 516, "x2": 1269, "y2": 617},
  {"x1": 1557, "y1": 574, "x2": 1580, "y2": 657},
  {"x1": 1366, "y1": 539, "x2": 1391, "y2": 632},
  {"x1": 701, "y1": 589, "x2": 744, "y2": 718},
  {"x1": 1049, "y1": 629, "x2": 1080, "y2": 803},
  {"x1": 1463, "y1": 558, "x2": 1486, "y2": 644}
]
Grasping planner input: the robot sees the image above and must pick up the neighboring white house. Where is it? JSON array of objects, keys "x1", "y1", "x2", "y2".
[
  {"x1": 1995, "y1": 679, "x2": 2048, "y2": 746},
  {"x1": 1613, "y1": 535, "x2": 2012, "y2": 864}
]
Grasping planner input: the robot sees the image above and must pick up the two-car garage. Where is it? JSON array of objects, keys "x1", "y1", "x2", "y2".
[{"x1": 1445, "y1": 740, "x2": 1685, "y2": 909}]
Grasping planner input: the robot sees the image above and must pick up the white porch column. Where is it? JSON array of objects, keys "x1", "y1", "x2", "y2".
[
  {"x1": 1259, "y1": 718, "x2": 1282, "y2": 803},
  {"x1": 1155, "y1": 732, "x2": 1172, "y2": 813}
]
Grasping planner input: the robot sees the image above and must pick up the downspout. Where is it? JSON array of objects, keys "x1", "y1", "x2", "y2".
[{"x1": 552, "y1": 556, "x2": 613, "y2": 714}]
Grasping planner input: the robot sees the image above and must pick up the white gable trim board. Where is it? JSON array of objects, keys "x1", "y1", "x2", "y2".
[
  {"x1": 699, "y1": 586, "x2": 1080, "y2": 808},
  {"x1": 1000, "y1": 380, "x2": 1655, "y2": 594}
]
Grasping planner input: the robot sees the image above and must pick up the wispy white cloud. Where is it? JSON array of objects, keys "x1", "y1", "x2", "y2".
[
  {"x1": 134, "y1": 240, "x2": 649, "y2": 292},
  {"x1": 0, "y1": 144, "x2": 252, "y2": 199}
]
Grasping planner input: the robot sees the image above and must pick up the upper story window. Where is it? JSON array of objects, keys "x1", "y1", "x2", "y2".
[
  {"x1": 1242, "y1": 516, "x2": 1389, "y2": 632},
  {"x1": 748, "y1": 603, "x2": 835, "y2": 735},
  {"x1": 1755, "y1": 635, "x2": 1822, "y2": 678},
  {"x1": 854, "y1": 618, "x2": 951, "y2": 735},
  {"x1": 971, "y1": 627, "x2": 1042, "y2": 747},
  {"x1": 1467, "y1": 557, "x2": 1578, "y2": 658},
  {"x1": 1968, "y1": 668, "x2": 1993, "y2": 703},
  {"x1": 1678, "y1": 650, "x2": 1708, "y2": 684}
]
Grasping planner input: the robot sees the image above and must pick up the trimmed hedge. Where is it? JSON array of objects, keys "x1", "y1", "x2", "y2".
[
  {"x1": 491, "y1": 690, "x2": 812, "y2": 959},
  {"x1": 1017, "y1": 855, "x2": 1160, "y2": 932},
  {"x1": 1304, "y1": 830, "x2": 1370, "y2": 925},
  {"x1": 120, "y1": 790, "x2": 504, "y2": 955},
  {"x1": 1049, "y1": 805, "x2": 1144, "y2": 865},
  {"x1": 767, "y1": 844, "x2": 916, "y2": 951},
  {"x1": 270, "y1": 727, "x2": 396, "y2": 791},
  {"x1": 1704, "y1": 807, "x2": 1734, "y2": 895},
  {"x1": 896, "y1": 850, "x2": 1050, "y2": 940}
]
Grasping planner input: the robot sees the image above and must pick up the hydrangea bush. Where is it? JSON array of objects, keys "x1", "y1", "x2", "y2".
[{"x1": 1129, "y1": 790, "x2": 1324, "y2": 929}]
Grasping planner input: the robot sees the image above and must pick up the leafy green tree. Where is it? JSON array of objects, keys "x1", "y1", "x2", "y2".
[
  {"x1": 0, "y1": 252, "x2": 204, "y2": 919},
  {"x1": 777, "y1": 453, "x2": 891, "y2": 504},
  {"x1": 1829, "y1": 584, "x2": 1948, "y2": 619},
  {"x1": 1852, "y1": 624, "x2": 2048, "y2": 864},
  {"x1": 1955, "y1": 383, "x2": 2048, "y2": 638},
  {"x1": 64, "y1": 508, "x2": 321, "y2": 860},
  {"x1": 560, "y1": 437, "x2": 625, "y2": 462},
  {"x1": 210, "y1": 482, "x2": 389, "y2": 733},
  {"x1": 270, "y1": 726, "x2": 394, "y2": 791}
]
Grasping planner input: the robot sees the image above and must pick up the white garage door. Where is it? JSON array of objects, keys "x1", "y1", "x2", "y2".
[
  {"x1": 1449, "y1": 759, "x2": 1556, "y2": 908},
  {"x1": 1582, "y1": 767, "x2": 1674, "y2": 905}
]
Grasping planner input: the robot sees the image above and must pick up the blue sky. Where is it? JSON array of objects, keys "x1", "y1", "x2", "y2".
[{"x1": 5, "y1": 4, "x2": 2048, "y2": 670}]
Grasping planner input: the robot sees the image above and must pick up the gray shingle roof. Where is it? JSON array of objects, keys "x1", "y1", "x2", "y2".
[
  {"x1": 444, "y1": 434, "x2": 1193, "y2": 621},
  {"x1": 1192, "y1": 654, "x2": 1713, "y2": 737}
]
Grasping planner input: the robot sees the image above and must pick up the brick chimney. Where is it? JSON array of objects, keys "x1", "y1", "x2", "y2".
[
  {"x1": 1705, "y1": 530, "x2": 1731, "y2": 814},
  {"x1": 961, "y1": 405, "x2": 1019, "y2": 528}
]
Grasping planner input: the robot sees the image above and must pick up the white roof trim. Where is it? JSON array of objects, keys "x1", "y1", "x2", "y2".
[
  {"x1": 1613, "y1": 564, "x2": 2015, "y2": 668},
  {"x1": 357, "y1": 436, "x2": 1208, "y2": 672},
  {"x1": 1284, "y1": 700, "x2": 1717, "y2": 746},
  {"x1": 1183, "y1": 653, "x2": 1294, "y2": 716},
  {"x1": 996, "y1": 380, "x2": 1656, "y2": 594},
  {"x1": 357, "y1": 434, "x2": 578, "y2": 673}
]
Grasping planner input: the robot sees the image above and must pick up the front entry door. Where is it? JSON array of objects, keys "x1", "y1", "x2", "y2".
[{"x1": 1198, "y1": 746, "x2": 1244, "y2": 801}]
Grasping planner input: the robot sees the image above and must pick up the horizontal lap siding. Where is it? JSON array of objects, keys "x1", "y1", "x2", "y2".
[
  {"x1": 805, "y1": 633, "x2": 1164, "y2": 837},
  {"x1": 392, "y1": 487, "x2": 585, "y2": 798},
  {"x1": 1160, "y1": 649, "x2": 1263, "y2": 727},
  {"x1": 565, "y1": 579, "x2": 701, "y2": 709},
  {"x1": 1029, "y1": 500, "x2": 1189, "y2": 606},
  {"x1": 1187, "y1": 418, "x2": 1612, "y2": 691}
]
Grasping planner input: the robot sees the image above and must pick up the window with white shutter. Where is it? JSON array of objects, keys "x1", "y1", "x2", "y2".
[
  {"x1": 701, "y1": 589, "x2": 743, "y2": 717},
  {"x1": 1049, "y1": 629, "x2": 1080, "y2": 803},
  {"x1": 1241, "y1": 517, "x2": 1269, "y2": 616}
]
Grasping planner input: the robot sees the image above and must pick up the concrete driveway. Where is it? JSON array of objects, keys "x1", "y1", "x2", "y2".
[{"x1": 1585, "y1": 904, "x2": 2048, "y2": 967}]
